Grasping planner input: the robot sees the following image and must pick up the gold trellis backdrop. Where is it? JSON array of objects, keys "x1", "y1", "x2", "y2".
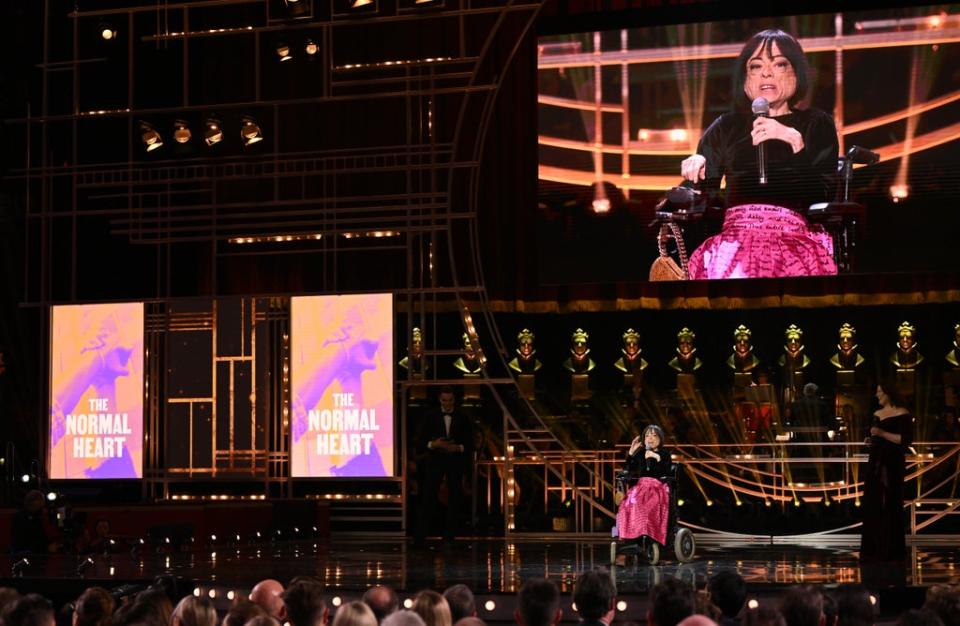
[{"x1": 143, "y1": 298, "x2": 290, "y2": 498}]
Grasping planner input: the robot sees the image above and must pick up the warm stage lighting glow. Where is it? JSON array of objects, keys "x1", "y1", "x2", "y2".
[
  {"x1": 140, "y1": 122, "x2": 163, "y2": 152},
  {"x1": 241, "y1": 117, "x2": 264, "y2": 145},
  {"x1": 173, "y1": 120, "x2": 191, "y2": 144},
  {"x1": 204, "y1": 118, "x2": 223, "y2": 146},
  {"x1": 670, "y1": 128, "x2": 688, "y2": 142},
  {"x1": 352, "y1": 0, "x2": 374, "y2": 7},
  {"x1": 889, "y1": 184, "x2": 909, "y2": 202},
  {"x1": 276, "y1": 43, "x2": 293, "y2": 61},
  {"x1": 305, "y1": 39, "x2": 318, "y2": 56},
  {"x1": 99, "y1": 22, "x2": 117, "y2": 40},
  {"x1": 591, "y1": 198, "x2": 611, "y2": 214}
]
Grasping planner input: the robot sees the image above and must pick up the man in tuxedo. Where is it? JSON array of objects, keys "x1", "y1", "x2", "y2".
[{"x1": 415, "y1": 386, "x2": 473, "y2": 544}]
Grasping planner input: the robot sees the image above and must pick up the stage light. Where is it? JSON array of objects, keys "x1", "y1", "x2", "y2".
[
  {"x1": 20, "y1": 474, "x2": 29, "y2": 483},
  {"x1": 677, "y1": 499, "x2": 684, "y2": 506},
  {"x1": 591, "y1": 198, "x2": 610, "y2": 213},
  {"x1": 332, "y1": 597, "x2": 342, "y2": 607},
  {"x1": 670, "y1": 128, "x2": 688, "y2": 143},
  {"x1": 352, "y1": 0, "x2": 375, "y2": 7},
  {"x1": 869, "y1": 595, "x2": 877, "y2": 606},
  {"x1": 46, "y1": 492, "x2": 57, "y2": 501},
  {"x1": 173, "y1": 120, "x2": 192, "y2": 144},
  {"x1": 140, "y1": 122, "x2": 163, "y2": 152},
  {"x1": 827, "y1": 430, "x2": 836, "y2": 441},
  {"x1": 403, "y1": 599, "x2": 414, "y2": 609},
  {"x1": 484, "y1": 601, "x2": 496, "y2": 611},
  {"x1": 193, "y1": 588, "x2": 201, "y2": 597},
  {"x1": 305, "y1": 38, "x2": 318, "y2": 57},
  {"x1": 705, "y1": 500, "x2": 713, "y2": 507},
  {"x1": 204, "y1": 118, "x2": 223, "y2": 146},
  {"x1": 748, "y1": 599, "x2": 759, "y2": 610},
  {"x1": 241, "y1": 117, "x2": 263, "y2": 146},
  {"x1": 227, "y1": 591, "x2": 236, "y2": 601},
  {"x1": 793, "y1": 499, "x2": 801, "y2": 507},
  {"x1": 99, "y1": 21, "x2": 117, "y2": 40},
  {"x1": 616, "y1": 601, "x2": 627, "y2": 612},
  {"x1": 638, "y1": 129, "x2": 650, "y2": 141},
  {"x1": 889, "y1": 184, "x2": 909, "y2": 203},
  {"x1": 208, "y1": 589, "x2": 217, "y2": 599},
  {"x1": 276, "y1": 42, "x2": 293, "y2": 61}
]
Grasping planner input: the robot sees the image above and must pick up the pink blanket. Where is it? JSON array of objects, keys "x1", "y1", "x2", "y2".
[
  {"x1": 688, "y1": 204, "x2": 837, "y2": 279},
  {"x1": 616, "y1": 477, "x2": 670, "y2": 544}
]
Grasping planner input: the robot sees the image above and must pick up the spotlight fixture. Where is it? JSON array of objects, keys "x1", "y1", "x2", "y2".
[
  {"x1": 173, "y1": 120, "x2": 192, "y2": 144},
  {"x1": 351, "y1": 0, "x2": 374, "y2": 7},
  {"x1": 283, "y1": 0, "x2": 312, "y2": 17},
  {"x1": 276, "y1": 42, "x2": 293, "y2": 62},
  {"x1": 46, "y1": 491, "x2": 57, "y2": 502},
  {"x1": 305, "y1": 38, "x2": 318, "y2": 57},
  {"x1": 99, "y1": 21, "x2": 118, "y2": 40},
  {"x1": 204, "y1": 117, "x2": 223, "y2": 146},
  {"x1": 240, "y1": 117, "x2": 263, "y2": 146},
  {"x1": 140, "y1": 122, "x2": 163, "y2": 152}
]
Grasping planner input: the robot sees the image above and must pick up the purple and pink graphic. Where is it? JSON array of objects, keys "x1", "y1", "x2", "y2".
[
  {"x1": 49, "y1": 302, "x2": 144, "y2": 479},
  {"x1": 290, "y1": 294, "x2": 394, "y2": 478}
]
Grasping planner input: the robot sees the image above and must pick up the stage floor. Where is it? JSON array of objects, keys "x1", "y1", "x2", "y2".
[{"x1": 3, "y1": 536, "x2": 959, "y2": 594}]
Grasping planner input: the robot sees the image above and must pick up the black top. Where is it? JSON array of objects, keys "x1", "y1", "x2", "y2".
[
  {"x1": 625, "y1": 446, "x2": 673, "y2": 478},
  {"x1": 697, "y1": 108, "x2": 839, "y2": 212}
]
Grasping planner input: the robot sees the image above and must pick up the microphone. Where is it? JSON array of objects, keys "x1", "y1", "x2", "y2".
[
  {"x1": 644, "y1": 443, "x2": 654, "y2": 473},
  {"x1": 752, "y1": 97, "x2": 770, "y2": 185}
]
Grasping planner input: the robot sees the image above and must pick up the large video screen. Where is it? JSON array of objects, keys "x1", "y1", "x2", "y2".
[
  {"x1": 538, "y1": 5, "x2": 960, "y2": 283},
  {"x1": 49, "y1": 303, "x2": 144, "y2": 479},
  {"x1": 290, "y1": 293, "x2": 394, "y2": 478}
]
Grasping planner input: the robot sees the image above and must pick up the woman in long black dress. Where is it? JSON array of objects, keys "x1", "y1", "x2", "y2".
[{"x1": 860, "y1": 382, "x2": 913, "y2": 562}]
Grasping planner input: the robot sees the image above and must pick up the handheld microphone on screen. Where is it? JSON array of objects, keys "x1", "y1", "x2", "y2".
[{"x1": 751, "y1": 96, "x2": 770, "y2": 185}]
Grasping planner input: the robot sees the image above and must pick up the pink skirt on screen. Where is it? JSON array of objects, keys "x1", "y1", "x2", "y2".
[
  {"x1": 616, "y1": 477, "x2": 670, "y2": 544},
  {"x1": 688, "y1": 204, "x2": 837, "y2": 279}
]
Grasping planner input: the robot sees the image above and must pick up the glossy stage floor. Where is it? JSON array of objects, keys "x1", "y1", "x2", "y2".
[{"x1": 2, "y1": 536, "x2": 958, "y2": 606}]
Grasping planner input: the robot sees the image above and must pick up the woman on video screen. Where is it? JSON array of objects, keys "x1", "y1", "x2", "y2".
[{"x1": 680, "y1": 29, "x2": 839, "y2": 279}]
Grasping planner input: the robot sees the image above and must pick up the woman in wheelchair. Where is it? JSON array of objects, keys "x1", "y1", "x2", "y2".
[
  {"x1": 616, "y1": 424, "x2": 671, "y2": 556},
  {"x1": 613, "y1": 424, "x2": 695, "y2": 565}
]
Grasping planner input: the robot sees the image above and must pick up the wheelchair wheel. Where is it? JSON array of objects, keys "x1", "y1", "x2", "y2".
[
  {"x1": 674, "y1": 527, "x2": 696, "y2": 563},
  {"x1": 644, "y1": 539, "x2": 660, "y2": 565}
]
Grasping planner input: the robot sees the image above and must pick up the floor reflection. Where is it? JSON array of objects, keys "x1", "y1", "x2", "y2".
[{"x1": 2, "y1": 538, "x2": 957, "y2": 592}]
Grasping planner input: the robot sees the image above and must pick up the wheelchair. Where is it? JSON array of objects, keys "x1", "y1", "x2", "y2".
[{"x1": 609, "y1": 463, "x2": 696, "y2": 566}]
